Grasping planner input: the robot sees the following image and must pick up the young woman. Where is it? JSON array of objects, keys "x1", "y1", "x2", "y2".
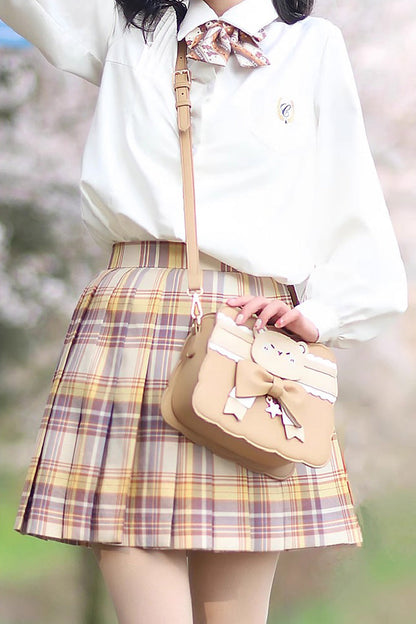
[{"x1": 1, "y1": 1, "x2": 407, "y2": 622}]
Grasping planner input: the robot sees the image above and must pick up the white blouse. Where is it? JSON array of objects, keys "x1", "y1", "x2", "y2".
[{"x1": 0, "y1": 0, "x2": 407, "y2": 347}]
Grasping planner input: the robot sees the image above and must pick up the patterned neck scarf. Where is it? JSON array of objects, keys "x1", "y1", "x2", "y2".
[{"x1": 184, "y1": 20, "x2": 271, "y2": 68}]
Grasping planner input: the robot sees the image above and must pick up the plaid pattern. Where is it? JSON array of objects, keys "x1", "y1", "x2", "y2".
[{"x1": 15, "y1": 242, "x2": 362, "y2": 550}]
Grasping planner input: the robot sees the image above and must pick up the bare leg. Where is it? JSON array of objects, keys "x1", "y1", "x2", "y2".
[
  {"x1": 188, "y1": 550, "x2": 280, "y2": 624},
  {"x1": 93, "y1": 546, "x2": 193, "y2": 624}
]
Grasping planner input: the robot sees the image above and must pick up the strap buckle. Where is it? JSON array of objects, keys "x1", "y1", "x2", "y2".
[
  {"x1": 187, "y1": 288, "x2": 203, "y2": 330},
  {"x1": 173, "y1": 69, "x2": 191, "y2": 89}
]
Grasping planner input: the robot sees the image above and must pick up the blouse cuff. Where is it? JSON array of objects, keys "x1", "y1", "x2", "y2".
[{"x1": 296, "y1": 299, "x2": 340, "y2": 345}]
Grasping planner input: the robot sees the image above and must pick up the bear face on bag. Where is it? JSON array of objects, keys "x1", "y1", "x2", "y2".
[{"x1": 251, "y1": 330, "x2": 308, "y2": 381}]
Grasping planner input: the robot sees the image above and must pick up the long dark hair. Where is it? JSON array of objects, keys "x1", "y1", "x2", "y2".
[{"x1": 115, "y1": 1, "x2": 314, "y2": 38}]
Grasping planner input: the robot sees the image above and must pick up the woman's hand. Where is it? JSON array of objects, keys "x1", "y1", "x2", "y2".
[{"x1": 226, "y1": 296, "x2": 319, "y2": 343}]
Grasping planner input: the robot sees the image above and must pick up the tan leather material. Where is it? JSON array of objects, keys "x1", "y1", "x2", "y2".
[
  {"x1": 161, "y1": 305, "x2": 336, "y2": 476},
  {"x1": 210, "y1": 308, "x2": 337, "y2": 397},
  {"x1": 161, "y1": 312, "x2": 296, "y2": 480},
  {"x1": 174, "y1": 40, "x2": 201, "y2": 292}
]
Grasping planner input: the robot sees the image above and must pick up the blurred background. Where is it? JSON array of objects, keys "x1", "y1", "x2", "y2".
[{"x1": 0, "y1": 0, "x2": 415, "y2": 622}]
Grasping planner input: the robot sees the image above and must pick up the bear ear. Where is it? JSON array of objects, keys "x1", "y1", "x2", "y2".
[{"x1": 298, "y1": 341, "x2": 308, "y2": 354}]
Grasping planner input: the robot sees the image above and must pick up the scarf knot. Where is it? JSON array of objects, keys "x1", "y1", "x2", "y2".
[{"x1": 185, "y1": 20, "x2": 270, "y2": 68}]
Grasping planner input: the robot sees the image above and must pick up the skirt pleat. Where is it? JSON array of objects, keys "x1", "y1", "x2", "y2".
[{"x1": 15, "y1": 241, "x2": 363, "y2": 551}]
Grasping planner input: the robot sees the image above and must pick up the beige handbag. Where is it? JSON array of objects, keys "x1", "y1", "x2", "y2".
[{"x1": 161, "y1": 41, "x2": 338, "y2": 480}]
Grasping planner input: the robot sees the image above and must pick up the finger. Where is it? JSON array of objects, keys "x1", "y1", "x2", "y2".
[
  {"x1": 276, "y1": 308, "x2": 319, "y2": 342},
  {"x1": 274, "y1": 307, "x2": 301, "y2": 329},
  {"x1": 234, "y1": 297, "x2": 271, "y2": 324},
  {"x1": 226, "y1": 295, "x2": 255, "y2": 307},
  {"x1": 254, "y1": 300, "x2": 290, "y2": 330}
]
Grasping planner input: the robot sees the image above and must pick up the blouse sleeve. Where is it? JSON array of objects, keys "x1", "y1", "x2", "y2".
[
  {"x1": 0, "y1": 0, "x2": 117, "y2": 85},
  {"x1": 296, "y1": 24, "x2": 407, "y2": 348}
]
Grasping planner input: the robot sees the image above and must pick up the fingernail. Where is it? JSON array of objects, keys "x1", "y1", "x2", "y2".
[
  {"x1": 254, "y1": 319, "x2": 262, "y2": 330},
  {"x1": 236, "y1": 314, "x2": 244, "y2": 324}
]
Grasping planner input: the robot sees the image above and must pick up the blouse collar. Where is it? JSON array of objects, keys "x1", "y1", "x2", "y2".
[{"x1": 177, "y1": 0, "x2": 280, "y2": 40}]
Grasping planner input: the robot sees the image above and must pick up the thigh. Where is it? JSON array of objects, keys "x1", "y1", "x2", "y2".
[
  {"x1": 187, "y1": 550, "x2": 280, "y2": 624},
  {"x1": 93, "y1": 546, "x2": 193, "y2": 624}
]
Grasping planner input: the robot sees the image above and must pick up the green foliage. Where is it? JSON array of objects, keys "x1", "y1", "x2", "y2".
[
  {"x1": 0, "y1": 323, "x2": 27, "y2": 366},
  {"x1": 1, "y1": 200, "x2": 52, "y2": 257}
]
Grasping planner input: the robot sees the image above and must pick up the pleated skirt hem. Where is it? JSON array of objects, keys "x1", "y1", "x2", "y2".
[{"x1": 15, "y1": 529, "x2": 362, "y2": 552}]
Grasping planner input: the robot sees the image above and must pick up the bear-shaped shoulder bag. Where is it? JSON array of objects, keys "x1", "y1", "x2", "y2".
[
  {"x1": 161, "y1": 304, "x2": 338, "y2": 480},
  {"x1": 161, "y1": 42, "x2": 337, "y2": 480}
]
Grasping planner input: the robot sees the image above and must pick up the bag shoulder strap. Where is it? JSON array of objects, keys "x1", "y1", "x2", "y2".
[
  {"x1": 174, "y1": 39, "x2": 202, "y2": 293},
  {"x1": 173, "y1": 40, "x2": 300, "y2": 308}
]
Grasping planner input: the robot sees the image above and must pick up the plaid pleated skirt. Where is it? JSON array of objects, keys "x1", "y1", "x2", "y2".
[{"x1": 15, "y1": 241, "x2": 362, "y2": 551}]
